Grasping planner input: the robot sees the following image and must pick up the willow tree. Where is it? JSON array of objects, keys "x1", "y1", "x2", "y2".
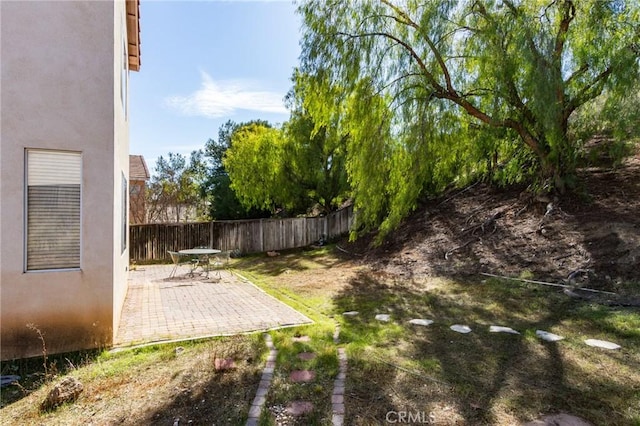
[
  {"x1": 283, "y1": 70, "x2": 350, "y2": 214},
  {"x1": 298, "y1": 0, "x2": 639, "y2": 236},
  {"x1": 224, "y1": 97, "x2": 350, "y2": 216},
  {"x1": 223, "y1": 122, "x2": 286, "y2": 214}
]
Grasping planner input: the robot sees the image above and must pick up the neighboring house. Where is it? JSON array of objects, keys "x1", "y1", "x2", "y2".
[
  {"x1": 0, "y1": 0, "x2": 141, "y2": 360},
  {"x1": 129, "y1": 155, "x2": 151, "y2": 224}
]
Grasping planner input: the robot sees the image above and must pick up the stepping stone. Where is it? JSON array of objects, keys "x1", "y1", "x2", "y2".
[
  {"x1": 584, "y1": 339, "x2": 621, "y2": 350},
  {"x1": 524, "y1": 413, "x2": 593, "y2": 426},
  {"x1": 342, "y1": 311, "x2": 359, "y2": 316},
  {"x1": 375, "y1": 314, "x2": 391, "y2": 322},
  {"x1": 290, "y1": 370, "x2": 316, "y2": 382},
  {"x1": 450, "y1": 324, "x2": 472, "y2": 334},
  {"x1": 536, "y1": 330, "x2": 564, "y2": 342},
  {"x1": 298, "y1": 352, "x2": 317, "y2": 361},
  {"x1": 285, "y1": 401, "x2": 314, "y2": 416},
  {"x1": 489, "y1": 325, "x2": 520, "y2": 334},
  {"x1": 292, "y1": 335, "x2": 311, "y2": 342},
  {"x1": 409, "y1": 319, "x2": 434, "y2": 326},
  {"x1": 214, "y1": 358, "x2": 236, "y2": 370}
]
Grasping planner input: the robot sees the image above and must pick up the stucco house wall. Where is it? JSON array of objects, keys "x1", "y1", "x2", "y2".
[{"x1": 0, "y1": 0, "x2": 139, "y2": 360}]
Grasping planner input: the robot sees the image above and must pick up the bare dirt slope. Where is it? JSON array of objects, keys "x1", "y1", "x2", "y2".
[{"x1": 342, "y1": 152, "x2": 640, "y2": 299}]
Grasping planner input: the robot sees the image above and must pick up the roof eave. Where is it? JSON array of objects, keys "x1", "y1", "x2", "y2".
[{"x1": 126, "y1": 0, "x2": 141, "y2": 72}]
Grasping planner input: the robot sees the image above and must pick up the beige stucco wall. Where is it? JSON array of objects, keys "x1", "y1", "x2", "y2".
[
  {"x1": 112, "y1": 0, "x2": 131, "y2": 338},
  {"x1": 0, "y1": 1, "x2": 130, "y2": 360}
]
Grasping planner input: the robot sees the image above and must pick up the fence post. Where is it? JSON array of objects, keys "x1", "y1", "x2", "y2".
[{"x1": 324, "y1": 215, "x2": 328, "y2": 239}]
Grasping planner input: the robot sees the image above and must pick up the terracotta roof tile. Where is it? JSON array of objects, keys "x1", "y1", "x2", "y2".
[{"x1": 129, "y1": 155, "x2": 150, "y2": 180}]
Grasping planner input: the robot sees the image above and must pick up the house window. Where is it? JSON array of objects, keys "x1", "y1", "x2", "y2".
[{"x1": 25, "y1": 150, "x2": 82, "y2": 271}]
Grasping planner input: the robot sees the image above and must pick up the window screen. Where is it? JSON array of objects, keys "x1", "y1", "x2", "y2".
[{"x1": 26, "y1": 150, "x2": 81, "y2": 271}]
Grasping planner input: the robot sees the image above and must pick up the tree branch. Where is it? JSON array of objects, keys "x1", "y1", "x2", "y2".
[
  {"x1": 553, "y1": 1, "x2": 576, "y2": 114},
  {"x1": 565, "y1": 66, "x2": 613, "y2": 119},
  {"x1": 553, "y1": 0, "x2": 575, "y2": 62},
  {"x1": 502, "y1": 0, "x2": 548, "y2": 68},
  {"x1": 380, "y1": 0, "x2": 456, "y2": 94},
  {"x1": 337, "y1": 31, "x2": 447, "y2": 94},
  {"x1": 565, "y1": 63, "x2": 590, "y2": 86}
]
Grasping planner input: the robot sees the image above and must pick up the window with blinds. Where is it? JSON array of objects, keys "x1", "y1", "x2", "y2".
[{"x1": 26, "y1": 150, "x2": 82, "y2": 271}]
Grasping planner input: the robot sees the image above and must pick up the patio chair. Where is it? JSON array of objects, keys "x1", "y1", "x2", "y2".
[
  {"x1": 208, "y1": 250, "x2": 231, "y2": 279},
  {"x1": 167, "y1": 251, "x2": 188, "y2": 278}
]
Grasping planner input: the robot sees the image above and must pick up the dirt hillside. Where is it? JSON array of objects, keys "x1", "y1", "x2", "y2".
[{"x1": 342, "y1": 151, "x2": 640, "y2": 300}]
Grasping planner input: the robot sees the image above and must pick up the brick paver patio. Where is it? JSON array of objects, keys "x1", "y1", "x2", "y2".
[{"x1": 115, "y1": 264, "x2": 312, "y2": 347}]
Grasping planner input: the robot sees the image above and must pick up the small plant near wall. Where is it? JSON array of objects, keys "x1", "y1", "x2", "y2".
[{"x1": 25, "y1": 323, "x2": 49, "y2": 380}]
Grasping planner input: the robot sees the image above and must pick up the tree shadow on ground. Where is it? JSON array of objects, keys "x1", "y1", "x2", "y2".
[
  {"x1": 140, "y1": 367, "x2": 261, "y2": 425},
  {"x1": 139, "y1": 337, "x2": 265, "y2": 425},
  {"x1": 333, "y1": 270, "x2": 640, "y2": 425},
  {"x1": 235, "y1": 247, "x2": 352, "y2": 277}
]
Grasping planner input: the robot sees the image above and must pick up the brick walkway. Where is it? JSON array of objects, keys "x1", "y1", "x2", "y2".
[{"x1": 114, "y1": 265, "x2": 313, "y2": 347}]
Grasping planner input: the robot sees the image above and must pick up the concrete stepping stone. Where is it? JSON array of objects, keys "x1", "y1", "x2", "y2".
[
  {"x1": 342, "y1": 311, "x2": 359, "y2": 316},
  {"x1": 584, "y1": 339, "x2": 621, "y2": 350},
  {"x1": 285, "y1": 401, "x2": 314, "y2": 416},
  {"x1": 292, "y1": 335, "x2": 311, "y2": 342},
  {"x1": 450, "y1": 324, "x2": 472, "y2": 334},
  {"x1": 524, "y1": 413, "x2": 593, "y2": 426},
  {"x1": 489, "y1": 325, "x2": 520, "y2": 334},
  {"x1": 333, "y1": 325, "x2": 341, "y2": 344},
  {"x1": 409, "y1": 319, "x2": 434, "y2": 326},
  {"x1": 375, "y1": 314, "x2": 391, "y2": 322},
  {"x1": 298, "y1": 352, "x2": 316, "y2": 361},
  {"x1": 214, "y1": 358, "x2": 236, "y2": 370},
  {"x1": 290, "y1": 370, "x2": 316, "y2": 382},
  {"x1": 536, "y1": 330, "x2": 564, "y2": 342}
]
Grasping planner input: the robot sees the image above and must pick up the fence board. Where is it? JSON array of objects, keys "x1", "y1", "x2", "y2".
[{"x1": 130, "y1": 206, "x2": 353, "y2": 262}]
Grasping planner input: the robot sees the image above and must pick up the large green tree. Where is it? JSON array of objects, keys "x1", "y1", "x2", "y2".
[
  {"x1": 282, "y1": 71, "x2": 350, "y2": 214},
  {"x1": 201, "y1": 120, "x2": 271, "y2": 220},
  {"x1": 223, "y1": 122, "x2": 289, "y2": 214},
  {"x1": 223, "y1": 81, "x2": 351, "y2": 216},
  {"x1": 298, "y1": 0, "x2": 639, "y2": 236}
]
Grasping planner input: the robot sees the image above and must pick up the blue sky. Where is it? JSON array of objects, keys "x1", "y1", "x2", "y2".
[{"x1": 129, "y1": 0, "x2": 301, "y2": 174}]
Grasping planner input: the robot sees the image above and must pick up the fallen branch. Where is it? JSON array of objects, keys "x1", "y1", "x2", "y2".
[
  {"x1": 567, "y1": 268, "x2": 591, "y2": 281},
  {"x1": 515, "y1": 203, "x2": 529, "y2": 217},
  {"x1": 445, "y1": 238, "x2": 478, "y2": 260},
  {"x1": 479, "y1": 272, "x2": 618, "y2": 295},
  {"x1": 335, "y1": 244, "x2": 363, "y2": 256},
  {"x1": 436, "y1": 180, "x2": 481, "y2": 208},
  {"x1": 553, "y1": 253, "x2": 574, "y2": 261},
  {"x1": 462, "y1": 210, "x2": 502, "y2": 235}
]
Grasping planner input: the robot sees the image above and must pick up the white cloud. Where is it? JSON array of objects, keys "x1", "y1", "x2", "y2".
[{"x1": 165, "y1": 71, "x2": 288, "y2": 118}]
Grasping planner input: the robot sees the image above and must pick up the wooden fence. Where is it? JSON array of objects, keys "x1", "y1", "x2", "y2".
[{"x1": 129, "y1": 206, "x2": 353, "y2": 262}]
